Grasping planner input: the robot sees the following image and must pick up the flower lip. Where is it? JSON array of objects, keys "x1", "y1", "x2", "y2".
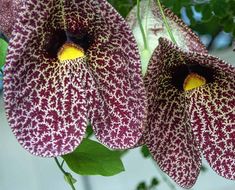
[
  {"x1": 44, "y1": 30, "x2": 93, "y2": 59},
  {"x1": 171, "y1": 64, "x2": 215, "y2": 91},
  {"x1": 183, "y1": 73, "x2": 206, "y2": 91},
  {"x1": 58, "y1": 42, "x2": 85, "y2": 62}
]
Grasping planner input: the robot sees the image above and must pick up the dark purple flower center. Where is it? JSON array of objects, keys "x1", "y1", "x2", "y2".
[
  {"x1": 44, "y1": 30, "x2": 93, "y2": 59},
  {"x1": 171, "y1": 64, "x2": 214, "y2": 91}
]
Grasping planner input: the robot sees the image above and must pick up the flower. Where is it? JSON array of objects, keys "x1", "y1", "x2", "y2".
[
  {"x1": 144, "y1": 37, "x2": 235, "y2": 188},
  {"x1": 126, "y1": 0, "x2": 207, "y2": 75},
  {"x1": 127, "y1": 0, "x2": 208, "y2": 187},
  {"x1": 0, "y1": 0, "x2": 23, "y2": 38},
  {"x1": 3, "y1": 0, "x2": 147, "y2": 157}
]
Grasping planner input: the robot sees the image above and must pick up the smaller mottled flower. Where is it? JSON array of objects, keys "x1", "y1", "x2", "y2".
[
  {"x1": 144, "y1": 37, "x2": 235, "y2": 188},
  {"x1": 3, "y1": 0, "x2": 147, "y2": 157}
]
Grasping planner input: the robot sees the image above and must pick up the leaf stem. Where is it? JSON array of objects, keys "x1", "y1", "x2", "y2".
[
  {"x1": 144, "y1": 0, "x2": 151, "y2": 43},
  {"x1": 54, "y1": 157, "x2": 77, "y2": 190},
  {"x1": 61, "y1": 160, "x2": 65, "y2": 168},
  {"x1": 156, "y1": 0, "x2": 177, "y2": 45},
  {"x1": 55, "y1": 157, "x2": 67, "y2": 174},
  {"x1": 137, "y1": 0, "x2": 148, "y2": 50}
]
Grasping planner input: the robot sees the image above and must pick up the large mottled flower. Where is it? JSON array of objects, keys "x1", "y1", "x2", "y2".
[
  {"x1": 0, "y1": 0, "x2": 23, "y2": 38},
  {"x1": 144, "y1": 37, "x2": 235, "y2": 188},
  {"x1": 3, "y1": 0, "x2": 147, "y2": 157},
  {"x1": 126, "y1": 0, "x2": 207, "y2": 75}
]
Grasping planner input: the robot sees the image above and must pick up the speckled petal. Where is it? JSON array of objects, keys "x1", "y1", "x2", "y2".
[
  {"x1": 4, "y1": 0, "x2": 147, "y2": 156},
  {"x1": 3, "y1": 0, "x2": 90, "y2": 157},
  {"x1": 187, "y1": 54, "x2": 235, "y2": 180},
  {"x1": 126, "y1": 0, "x2": 207, "y2": 54},
  {"x1": 73, "y1": 0, "x2": 146, "y2": 149},
  {"x1": 144, "y1": 38, "x2": 201, "y2": 188},
  {"x1": 0, "y1": 0, "x2": 23, "y2": 38}
]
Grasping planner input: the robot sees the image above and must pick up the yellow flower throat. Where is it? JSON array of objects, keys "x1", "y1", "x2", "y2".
[
  {"x1": 183, "y1": 73, "x2": 206, "y2": 91},
  {"x1": 58, "y1": 42, "x2": 85, "y2": 62}
]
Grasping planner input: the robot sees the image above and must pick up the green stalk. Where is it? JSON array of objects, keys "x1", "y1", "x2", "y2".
[
  {"x1": 144, "y1": 0, "x2": 151, "y2": 42},
  {"x1": 156, "y1": 0, "x2": 177, "y2": 45},
  {"x1": 137, "y1": 0, "x2": 148, "y2": 50},
  {"x1": 54, "y1": 157, "x2": 76, "y2": 190}
]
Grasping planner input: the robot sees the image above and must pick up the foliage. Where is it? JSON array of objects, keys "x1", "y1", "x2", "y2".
[
  {"x1": 62, "y1": 138, "x2": 125, "y2": 176},
  {"x1": 141, "y1": 145, "x2": 151, "y2": 158},
  {"x1": 108, "y1": 0, "x2": 136, "y2": 17},
  {"x1": 168, "y1": 0, "x2": 235, "y2": 41},
  {"x1": 0, "y1": 38, "x2": 8, "y2": 69},
  {"x1": 136, "y1": 178, "x2": 160, "y2": 190}
]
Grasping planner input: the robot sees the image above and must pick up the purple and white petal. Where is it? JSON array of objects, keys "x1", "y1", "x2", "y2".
[
  {"x1": 4, "y1": 0, "x2": 147, "y2": 156},
  {"x1": 187, "y1": 53, "x2": 235, "y2": 180},
  {"x1": 67, "y1": 0, "x2": 147, "y2": 149},
  {"x1": 144, "y1": 38, "x2": 201, "y2": 188},
  {"x1": 4, "y1": 0, "x2": 89, "y2": 157},
  {"x1": 0, "y1": 0, "x2": 23, "y2": 38}
]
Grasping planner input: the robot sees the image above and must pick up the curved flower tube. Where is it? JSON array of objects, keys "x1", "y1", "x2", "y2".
[
  {"x1": 126, "y1": 0, "x2": 207, "y2": 75},
  {"x1": 0, "y1": 0, "x2": 23, "y2": 38},
  {"x1": 3, "y1": 0, "x2": 147, "y2": 157},
  {"x1": 144, "y1": 37, "x2": 235, "y2": 188}
]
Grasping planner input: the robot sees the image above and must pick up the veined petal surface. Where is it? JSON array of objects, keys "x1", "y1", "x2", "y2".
[
  {"x1": 79, "y1": 0, "x2": 147, "y2": 149},
  {"x1": 187, "y1": 54, "x2": 235, "y2": 180},
  {"x1": 144, "y1": 38, "x2": 201, "y2": 188},
  {"x1": 0, "y1": 0, "x2": 23, "y2": 38},
  {"x1": 4, "y1": 0, "x2": 146, "y2": 156}
]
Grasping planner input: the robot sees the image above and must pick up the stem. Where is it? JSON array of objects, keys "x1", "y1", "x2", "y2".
[
  {"x1": 137, "y1": 0, "x2": 148, "y2": 50},
  {"x1": 144, "y1": 0, "x2": 151, "y2": 42},
  {"x1": 156, "y1": 0, "x2": 177, "y2": 45},
  {"x1": 61, "y1": 160, "x2": 65, "y2": 168},
  {"x1": 54, "y1": 157, "x2": 76, "y2": 190},
  {"x1": 55, "y1": 157, "x2": 66, "y2": 174}
]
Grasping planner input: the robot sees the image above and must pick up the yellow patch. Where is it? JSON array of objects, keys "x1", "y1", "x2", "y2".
[
  {"x1": 183, "y1": 73, "x2": 206, "y2": 91},
  {"x1": 58, "y1": 42, "x2": 85, "y2": 62}
]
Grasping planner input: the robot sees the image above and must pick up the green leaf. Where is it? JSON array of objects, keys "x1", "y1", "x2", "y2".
[
  {"x1": 185, "y1": 7, "x2": 196, "y2": 27},
  {"x1": 172, "y1": 0, "x2": 182, "y2": 15},
  {"x1": 150, "y1": 177, "x2": 160, "y2": 188},
  {"x1": 161, "y1": 0, "x2": 174, "y2": 8},
  {"x1": 0, "y1": 38, "x2": 8, "y2": 68},
  {"x1": 137, "y1": 182, "x2": 147, "y2": 190},
  {"x1": 201, "y1": 4, "x2": 213, "y2": 22},
  {"x1": 194, "y1": 4, "x2": 204, "y2": 12},
  {"x1": 62, "y1": 138, "x2": 125, "y2": 176},
  {"x1": 141, "y1": 145, "x2": 151, "y2": 158},
  {"x1": 220, "y1": 16, "x2": 234, "y2": 32},
  {"x1": 193, "y1": 17, "x2": 221, "y2": 36},
  {"x1": 211, "y1": 0, "x2": 228, "y2": 18},
  {"x1": 85, "y1": 123, "x2": 93, "y2": 138},
  {"x1": 107, "y1": 0, "x2": 135, "y2": 18}
]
